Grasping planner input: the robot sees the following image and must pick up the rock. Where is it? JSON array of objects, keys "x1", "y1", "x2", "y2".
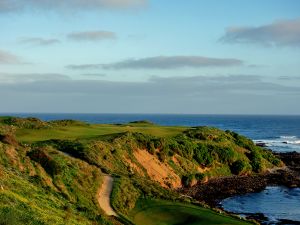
[{"x1": 256, "y1": 142, "x2": 267, "y2": 147}]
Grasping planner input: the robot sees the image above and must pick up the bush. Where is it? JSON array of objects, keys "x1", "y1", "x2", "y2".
[
  {"x1": 247, "y1": 149, "x2": 263, "y2": 172},
  {"x1": 27, "y1": 148, "x2": 64, "y2": 176},
  {"x1": 228, "y1": 131, "x2": 255, "y2": 151},
  {"x1": 193, "y1": 143, "x2": 213, "y2": 166},
  {"x1": 213, "y1": 145, "x2": 235, "y2": 164},
  {"x1": 262, "y1": 150, "x2": 281, "y2": 166},
  {"x1": 111, "y1": 178, "x2": 140, "y2": 215},
  {"x1": 194, "y1": 173, "x2": 205, "y2": 181},
  {"x1": 181, "y1": 174, "x2": 195, "y2": 187},
  {"x1": 230, "y1": 160, "x2": 247, "y2": 175},
  {"x1": 0, "y1": 134, "x2": 18, "y2": 146}
]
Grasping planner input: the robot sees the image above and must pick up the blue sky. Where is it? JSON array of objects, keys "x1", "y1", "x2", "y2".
[{"x1": 0, "y1": 0, "x2": 300, "y2": 114}]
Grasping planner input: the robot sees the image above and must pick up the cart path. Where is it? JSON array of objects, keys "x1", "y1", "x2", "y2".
[{"x1": 97, "y1": 175, "x2": 118, "y2": 217}]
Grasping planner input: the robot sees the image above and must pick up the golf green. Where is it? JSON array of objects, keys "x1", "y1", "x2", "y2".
[{"x1": 129, "y1": 199, "x2": 251, "y2": 225}]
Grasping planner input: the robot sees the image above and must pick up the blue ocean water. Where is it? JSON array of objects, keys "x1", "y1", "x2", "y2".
[
  {"x1": 1, "y1": 113, "x2": 300, "y2": 152},
  {"x1": 221, "y1": 186, "x2": 300, "y2": 223}
]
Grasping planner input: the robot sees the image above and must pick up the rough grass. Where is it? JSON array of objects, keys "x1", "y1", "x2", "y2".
[
  {"x1": 1, "y1": 117, "x2": 283, "y2": 225},
  {"x1": 129, "y1": 199, "x2": 252, "y2": 225},
  {"x1": 0, "y1": 142, "x2": 114, "y2": 225}
]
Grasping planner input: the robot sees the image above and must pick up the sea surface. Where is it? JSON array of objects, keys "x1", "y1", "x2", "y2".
[
  {"x1": 1, "y1": 113, "x2": 300, "y2": 223},
  {"x1": 221, "y1": 186, "x2": 300, "y2": 223},
  {"x1": 1, "y1": 113, "x2": 300, "y2": 153}
]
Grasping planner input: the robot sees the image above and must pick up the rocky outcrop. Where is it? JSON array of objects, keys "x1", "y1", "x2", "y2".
[{"x1": 181, "y1": 152, "x2": 300, "y2": 207}]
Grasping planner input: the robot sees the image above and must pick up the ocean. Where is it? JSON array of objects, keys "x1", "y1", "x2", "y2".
[{"x1": 2, "y1": 113, "x2": 300, "y2": 152}]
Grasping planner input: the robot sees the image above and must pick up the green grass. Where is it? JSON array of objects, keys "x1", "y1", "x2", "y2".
[
  {"x1": 129, "y1": 199, "x2": 252, "y2": 225},
  {"x1": 15, "y1": 124, "x2": 187, "y2": 143},
  {"x1": 0, "y1": 117, "x2": 282, "y2": 225}
]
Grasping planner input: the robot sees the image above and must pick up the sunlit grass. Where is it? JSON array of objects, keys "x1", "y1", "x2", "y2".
[{"x1": 15, "y1": 124, "x2": 187, "y2": 142}]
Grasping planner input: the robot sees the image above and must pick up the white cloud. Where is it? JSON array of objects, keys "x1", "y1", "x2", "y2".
[
  {"x1": 19, "y1": 37, "x2": 60, "y2": 46},
  {"x1": 66, "y1": 56, "x2": 243, "y2": 70},
  {"x1": 67, "y1": 30, "x2": 116, "y2": 41},
  {"x1": 0, "y1": 0, "x2": 147, "y2": 13},
  {"x1": 0, "y1": 50, "x2": 23, "y2": 64},
  {"x1": 221, "y1": 18, "x2": 300, "y2": 47}
]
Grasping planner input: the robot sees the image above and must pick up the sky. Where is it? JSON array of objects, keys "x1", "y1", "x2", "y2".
[{"x1": 0, "y1": 0, "x2": 300, "y2": 114}]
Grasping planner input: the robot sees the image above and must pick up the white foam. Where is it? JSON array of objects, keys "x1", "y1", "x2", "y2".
[
  {"x1": 280, "y1": 136, "x2": 297, "y2": 139},
  {"x1": 286, "y1": 140, "x2": 300, "y2": 145},
  {"x1": 254, "y1": 136, "x2": 300, "y2": 152}
]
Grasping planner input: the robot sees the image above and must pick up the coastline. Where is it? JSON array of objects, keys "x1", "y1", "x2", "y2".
[{"x1": 180, "y1": 151, "x2": 300, "y2": 224}]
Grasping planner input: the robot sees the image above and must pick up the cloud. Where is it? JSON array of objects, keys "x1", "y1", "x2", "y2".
[
  {"x1": 1, "y1": 74, "x2": 300, "y2": 114},
  {"x1": 220, "y1": 18, "x2": 300, "y2": 47},
  {"x1": 1, "y1": 74, "x2": 299, "y2": 113},
  {"x1": 67, "y1": 31, "x2": 116, "y2": 42},
  {"x1": 0, "y1": 73, "x2": 70, "y2": 83},
  {"x1": 0, "y1": 73, "x2": 298, "y2": 96},
  {"x1": 66, "y1": 56, "x2": 243, "y2": 70},
  {"x1": 0, "y1": 0, "x2": 147, "y2": 13},
  {"x1": 0, "y1": 50, "x2": 23, "y2": 64},
  {"x1": 278, "y1": 76, "x2": 300, "y2": 80},
  {"x1": 19, "y1": 37, "x2": 60, "y2": 46},
  {"x1": 80, "y1": 73, "x2": 106, "y2": 77}
]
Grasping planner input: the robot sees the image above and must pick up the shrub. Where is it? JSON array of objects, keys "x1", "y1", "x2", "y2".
[
  {"x1": 213, "y1": 145, "x2": 235, "y2": 164},
  {"x1": 181, "y1": 174, "x2": 195, "y2": 187},
  {"x1": 228, "y1": 131, "x2": 255, "y2": 151},
  {"x1": 247, "y1": 149, "x2": 263, "y2": 172},
  {"x1": 193, "y1": 143, "x2": 213, "y2": 166},
  {"x1": 111, "y1": 178, "x2": 140, "y2": 215},
  {"x1": 262, "y1": 150, "x2": 281, "y2": 166},
  {"x1": 230, "y1": 159, "x2": 247, "y2": 175},
  {"x1": 0, "y1": 134, "x2": 18, "y2": 146},
  {"x1": 194, "y1": 173, "x2": 205, "y2": 181},
  {"x1": 27, "y1": 148, "x2": 64, "y2": 176}
]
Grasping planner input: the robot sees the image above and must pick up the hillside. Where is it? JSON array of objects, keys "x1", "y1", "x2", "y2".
[{"x1": 0, "y1": 117, "x2": 282, "y2": 224}]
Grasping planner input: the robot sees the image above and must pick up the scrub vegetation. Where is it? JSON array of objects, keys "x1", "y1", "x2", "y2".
[{"x1": 0, "y1": 116, "x2": 282, "y2": 224}]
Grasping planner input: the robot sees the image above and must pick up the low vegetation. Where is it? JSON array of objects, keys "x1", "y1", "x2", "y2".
[{"x1": 0, "y1": 117, "x2": 282, "y2": 224}]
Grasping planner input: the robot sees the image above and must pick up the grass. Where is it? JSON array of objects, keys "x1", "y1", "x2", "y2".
[
  {"x1": 129, "y1": 199, "x2": 252, "y2": 225},
  {"x1": 0, "y1": 117, "x2": 283, "y2": 225},
  {"x1": 0, "y1": 141, "x2": 115, "y2": 225},
  {"x1": 15, "y1": 124, "x2": 187, "y2": 143}
]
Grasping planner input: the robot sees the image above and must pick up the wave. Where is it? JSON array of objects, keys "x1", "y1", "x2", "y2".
[
  {"x1": 254, "y1": 136, "x2": 300, "y2": 152},
  {"x1": 254, "y1": 140, "x2": 300, "y2": 145},
  {"x1": 279, "y1": 135, "x2": 297, "y2": 139}
]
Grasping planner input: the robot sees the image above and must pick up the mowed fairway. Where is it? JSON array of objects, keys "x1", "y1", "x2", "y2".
[
  {"x1": 129, "y1": 199, "x2": 251, "y2": 225},
  {"x1": 15, "y1": 123, "x2": 187, "y2": 142}
]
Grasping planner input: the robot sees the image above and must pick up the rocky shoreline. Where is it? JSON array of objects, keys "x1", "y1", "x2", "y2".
[
  {"x1": 180, "y1": 151, "x2": 300, "y2": 224},
  {"x1": 181, "y1": 152, "x2": 300, "y2": 206}
]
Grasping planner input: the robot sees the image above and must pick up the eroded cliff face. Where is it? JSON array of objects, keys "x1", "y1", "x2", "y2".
[{"x1": 133, "y1": 149, "x2": 182, "y2": 188}]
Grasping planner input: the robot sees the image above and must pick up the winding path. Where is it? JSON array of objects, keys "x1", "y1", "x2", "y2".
[{"x1": 97, "y1": 175, "x2": 118, "y2": 217}]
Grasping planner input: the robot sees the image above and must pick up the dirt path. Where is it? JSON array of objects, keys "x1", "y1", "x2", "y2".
[{"x1": 97, "y1": 175, "x2": 118, "y2": 217}]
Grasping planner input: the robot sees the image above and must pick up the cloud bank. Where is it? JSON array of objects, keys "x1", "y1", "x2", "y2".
[
  {"x1": 0, "y1": 73, "x2": 70, "y2": 84},
  {"x1": 67, "y1": 30, "x2": 116, "y2": 41},
  {"x1": 221, "y1": 18, "x2": 300, "y2": 47},
  {"x1": 0, "y1": 0, "x2": 147, "y2": 13},
  {"x1": 1, "y1": 73, "x2": 299, "y2": 114},
  {"x1": 0, "y1": 50, "x2": 23, "y2": 64},
  {"x1": 67, "y1": 56, "x2": 243, "y2": 70}
]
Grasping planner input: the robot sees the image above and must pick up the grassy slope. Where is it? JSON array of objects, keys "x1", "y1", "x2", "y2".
[
  {"x1": 0, "y1": 140, "x2": 116, "y2": 224},
  {"x1": 0, "y1": 117, "x2": 282, "y2": 225}
]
